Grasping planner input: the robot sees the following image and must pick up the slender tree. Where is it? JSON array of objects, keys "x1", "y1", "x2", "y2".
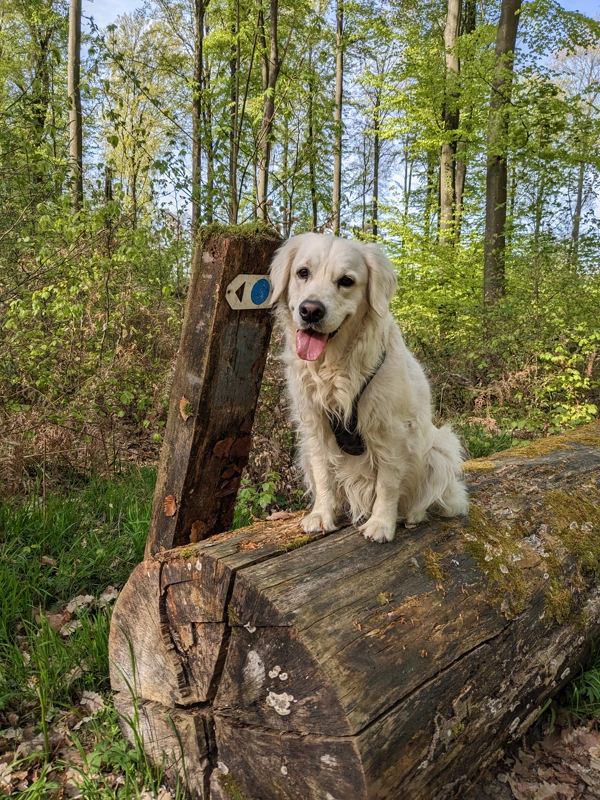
[
  {"x1": 307, "y1": 47, "x2": 318, "y2": 231},
  {"x1": 483, "y1": 0, "x2": 522, "y2": 302},
  {"x1": 68, "y1": 0, "x2": 83, "y2": 212},
  {"x1": 228, "y1": 0, "x2": 240, "y2": 223},
  {"x1": 203, "y1": 25, "x2": 215, "y2": 223},
  {"x1": 571, "y1": 160, "x2": 585, "y2": 261},
  {"x1": 372, "y1": 91, "x2": 380, "y2": 237},
  {"x1": 439, "y1": 0, "x2": 461, "y2": 245},
  {"x1": 191, "y1": 0, "x2": 207, "y2": 237},
  {"x1": 454, "y1": 0, "x2": 476, "y2": 241},
  {"x1": 257, "y1": 0, "x2": 280, "y2": 221},
  {"x1": 332, "y1": 0, "x2": 344, "y2": 235}
]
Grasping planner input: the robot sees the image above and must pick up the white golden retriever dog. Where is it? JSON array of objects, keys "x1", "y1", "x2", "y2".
[{"x1": 269, "y1": 233, "x2": 469, "y2": 543}]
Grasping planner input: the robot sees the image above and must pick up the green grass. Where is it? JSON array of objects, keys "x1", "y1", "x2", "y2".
[
  {"x1": 0, "y1": 468, "x2": 187, "y2": 797},
  {"x1": 458, "y1": 423, "x2": 518, "y2": 459},
  {"x1": 0, "y1": 469, "x2": 154, "y2": 640},
  {"x1": 0, "y1": 468, "x2": 155, "y2": 717},
  {"x1": 565, "y1": 646, "x2": 600, "y2": 720}
]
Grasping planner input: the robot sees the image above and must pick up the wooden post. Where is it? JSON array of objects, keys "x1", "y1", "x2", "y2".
[
  {"x1": 110, "y1": 424, "x2": 600, "y2": 799},
  {"x1": 144, "y1": 226, "x2": 281, "y2": 558}
]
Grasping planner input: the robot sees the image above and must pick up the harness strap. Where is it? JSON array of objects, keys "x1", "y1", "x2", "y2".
[{"x1": 326, "y1": 349, "x2": 387, "y2": 456}]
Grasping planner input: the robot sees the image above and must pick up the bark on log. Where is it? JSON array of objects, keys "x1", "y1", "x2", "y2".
[
  {"x1": 110, "y1": 423, "x2": 600, "y2": 799},
  {"x1": 145, "y1": 226, "x2": 281, "y2": 558}
]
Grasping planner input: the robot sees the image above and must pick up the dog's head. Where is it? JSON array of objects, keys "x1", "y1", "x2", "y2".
[{"x1": 270, "y1": 233, "x2": 397, "y2": 361}]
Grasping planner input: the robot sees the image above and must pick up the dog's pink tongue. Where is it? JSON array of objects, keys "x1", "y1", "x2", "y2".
[{"x1": 296, "y1": 329, "x2": 328, "y2": 361}]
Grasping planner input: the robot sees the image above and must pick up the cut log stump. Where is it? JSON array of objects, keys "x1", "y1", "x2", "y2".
[{"x1": 110, "y1": 423, "x2": 600, "y2": 799}]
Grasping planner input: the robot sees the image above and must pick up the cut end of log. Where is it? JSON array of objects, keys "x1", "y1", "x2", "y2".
[{"x1": 111, "y1": 423, "x2": 600, "y2": 799}]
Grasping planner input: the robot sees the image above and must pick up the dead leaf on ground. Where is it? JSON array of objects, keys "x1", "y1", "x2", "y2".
[
  {"x1": 140, "y1": 788, "x2": 173, "y2": 800},
  {"x1": 41, "y1": 555, "x2": 57, "y2": 567},
  {"x1": 79, "y1": 691, "x2": 104, "y2": 716},
  {"x1": 163, "y1": 495, "x2": 177, "y2": 517},
  {"x1": 15, "y1": 731, "x2": 65, "y2": 759},
  {"x1": 65, "y1": 595, "x2": 94, "y2": 615},
  {"x1": 46, "y1": 612, "x2": 67, "y2": 632},
  {"x1": 60, "y1": 619, "x2": 82, "y2": 637},
  {"x1": 0, "y1": 762, "x2": 11, "y2": 791},
  {"x1": 98, "y1": 586, "x2": 119, "y2": 606},
  {"x1": 2, "y1": 729, "x2": 22, "y2": 743},
  {"x1": 63, "y1": 766, "x2": 85, "y2": 799},
  {"x1": 468, "y1": 723, "x2": 600, "y2": 800}
]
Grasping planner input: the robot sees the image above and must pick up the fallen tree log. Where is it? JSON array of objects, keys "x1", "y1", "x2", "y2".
[{"x1": 109, "y1": 422, "x2": 600, "y2": 799}]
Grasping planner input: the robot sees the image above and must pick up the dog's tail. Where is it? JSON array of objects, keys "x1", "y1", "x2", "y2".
[{"x1": 412, "y1": 425, "x2": 469, "y2": 518}]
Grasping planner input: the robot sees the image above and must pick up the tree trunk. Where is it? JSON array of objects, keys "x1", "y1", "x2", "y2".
[
  {"x1": 571, "y1": 160, "x2": 585, "y2": 264},
  {"x1": 307, "y1": 49, "x2": 318, "y2": 231},
  {"x1": 332, "y1": 0, "x2": 344, "y2": 235},
  {"x1": 532, "y1": 172, "x2": 545, "y2": 303},
  {"x1": 144, "y1": 228, "x2": 281, "y2": 557},
  {"x1": 257, "y1": 0, "x2": 280, "y2": 221},
  {"x1": 228, "y1": 0, "x2": 240, "y2": 224},
  {"x1": 68, "y1": 0, "x2": 83, "y2": 213},
  {"x1": 361, "y1": 132, "x2": 368, "y2": 232},
  {"x1": 30, "y1": 29, "x2": 53, "y2": 151},
  {"x1": 424, "y1": 151, "x2": 437, "y2": 239},
  {"x1": 203, "y1": 40, "x2": 215, "y2": 223},
  {"x1": 439, "y1": 0, "x2": 461, "y2": 245},
  {"x1": 403, "y1": 137, "x2": 413, "y2": 221},
  {"x1": 372, "y1": 93, "x2": 380, "y2": 238},
  {"x1": 191, "y1": 0, "x2": 206, "y2": 238},
  {"x1": 462, "y1": 0, "x2": 476, "y2": 34},
  {"x1": 111, "y1": 424, "x2": 600, "y2": 799},
  {"x1": 454, "y1": 139, "x2": 467, "y2": 241},
  {"x1": 454, "y1": 2, "x2": 476, "y2": 242},
  {"x1": 281, "y1": 115, "x2": 292, "y2": 238},
  {"x1": 483, "y1": 0, "x2": 522, "y2": 303}
]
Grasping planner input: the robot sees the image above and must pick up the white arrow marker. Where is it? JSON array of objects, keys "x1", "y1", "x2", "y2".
[{"x1": 226, "y1": 274, "x2": 273, "y2": 310}]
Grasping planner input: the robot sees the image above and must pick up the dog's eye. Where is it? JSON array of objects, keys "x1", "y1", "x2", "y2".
[
  {"x1": 296, "y1": 268, "x2": 310, "y2": 280},
  {"x1": 338, "y1": 276, "x2": 355, "y2": 288}
]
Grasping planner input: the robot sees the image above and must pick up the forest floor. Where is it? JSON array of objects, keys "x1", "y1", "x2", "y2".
[
  {"x1": 465, "y1": 714, "x2": 600, "y2": 799},
  {"x1": 1, "y1": 449, "x2": 600, "y2": 798}
]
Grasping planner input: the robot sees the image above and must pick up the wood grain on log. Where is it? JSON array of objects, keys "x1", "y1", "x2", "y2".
[
  {"x1": 110, "y1": 423, "x2": 600, "y2": 799},
  {"x1": 145, "y1": 227, "x2": 281, "y2": 558}
]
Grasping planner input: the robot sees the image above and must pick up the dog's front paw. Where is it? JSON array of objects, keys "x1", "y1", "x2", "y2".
[
  {"x1": 405, "y1": 509, "x2": 427, "y2": 527},
  {"x1": 360, "y1": 517, "x2": 397, "y2": 543},
  {"x1": 302, "y1": 510, "x2": 339, "y2": 533}
]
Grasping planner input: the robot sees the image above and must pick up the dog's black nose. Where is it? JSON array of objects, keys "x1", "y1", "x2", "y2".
[{"x1": 299, "y1": 300, "x2": 326, "y2": 324}]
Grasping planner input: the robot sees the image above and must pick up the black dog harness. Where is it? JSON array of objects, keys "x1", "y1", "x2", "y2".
[{"x1": 326, "y1": 350, "x2": 386, "y2": 456}]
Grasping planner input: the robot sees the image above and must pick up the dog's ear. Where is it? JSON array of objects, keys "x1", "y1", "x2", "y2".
[
  {"x1": 269, "y1": 238, "x2": 299, "y2": 305},
  {"x1": 363, "y1": 243, "x2": 398, "y2": 318}
]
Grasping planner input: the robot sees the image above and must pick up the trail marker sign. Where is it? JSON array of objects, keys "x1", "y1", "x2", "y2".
[{"x1": 226, "y1": 274, "x2": 273, "y2": 310}]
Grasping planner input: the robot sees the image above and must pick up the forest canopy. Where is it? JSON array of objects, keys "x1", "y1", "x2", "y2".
[{"x1": 1, "y1": 0, "x2": 600, "y2": 496}]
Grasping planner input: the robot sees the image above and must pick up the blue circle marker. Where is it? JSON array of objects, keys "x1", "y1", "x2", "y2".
[{"x1": 251, "y1": 278, "x2": 271, "y2": 306}]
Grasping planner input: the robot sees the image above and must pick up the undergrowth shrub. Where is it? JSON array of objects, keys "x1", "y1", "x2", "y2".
[
  {"x1": 1, "y1": 205, "x2": 186, "y2": 496},
  {"x1": 386, "y1": 226, "x2": 600, "y2": 436}
]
